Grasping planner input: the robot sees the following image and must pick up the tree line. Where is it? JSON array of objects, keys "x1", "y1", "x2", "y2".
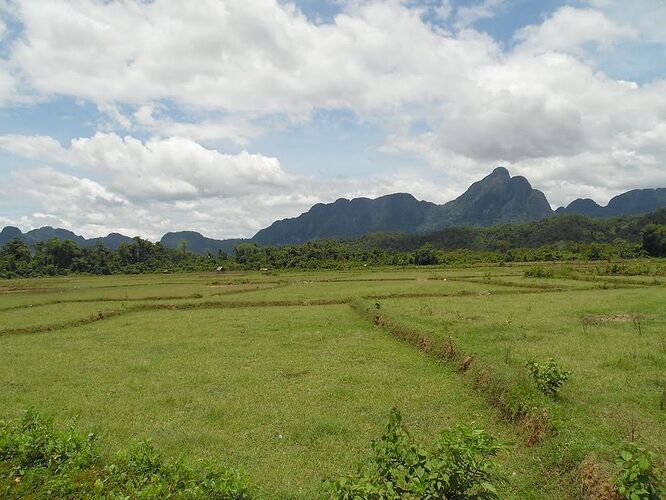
[
  {"x1": 0, "y1": 237, "x2": 225, "y2": 278},
  {"x1": 1, "y1": 216, "x2": 665, "y2": 277}
]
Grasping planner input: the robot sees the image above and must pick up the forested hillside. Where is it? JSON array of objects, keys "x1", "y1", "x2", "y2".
[{"x1": 3, "y1": 210, "x2": 665, "y2": 277}]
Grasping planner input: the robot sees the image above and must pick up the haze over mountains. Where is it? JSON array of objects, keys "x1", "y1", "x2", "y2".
[{"x1": 2, "y1": 168, "x2": 666, "y2": 254}]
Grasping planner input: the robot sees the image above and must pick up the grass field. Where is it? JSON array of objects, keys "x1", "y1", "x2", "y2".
[{"x1": 1, "y1": 262, "x2": 664, "y2": 498}]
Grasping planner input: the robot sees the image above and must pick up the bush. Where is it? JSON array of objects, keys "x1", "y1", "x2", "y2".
[
  {"x1": 615, "y1": 443, "x2": 665, "y2": 500},
  {"x1": 526, "y1": 359, "x2": 570, "y2": 398},
  {"x1": 328, "y1": 408, "x2": 503, "y2": 499},
  {"x1": 523, "y1": 266, "x2": 554, "y2": 278},
  {"x1": 0, "y1": 411, "x2": 251, "y2": 499}
]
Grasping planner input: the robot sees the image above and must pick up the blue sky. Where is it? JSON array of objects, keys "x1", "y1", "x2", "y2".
[{"x1": 0, "y1": 0, "x2": 664, "y2": 239}]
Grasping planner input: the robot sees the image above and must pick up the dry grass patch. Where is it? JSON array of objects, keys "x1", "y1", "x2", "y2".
[{"x1": 580, "y1": 456, "x2": 621, "y2": 500}]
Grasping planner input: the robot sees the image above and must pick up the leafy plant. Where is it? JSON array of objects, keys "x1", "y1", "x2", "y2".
[
  {"x1": 0, "y1": 411, "x2": 251, "y2": 499},
  {"x1": 526, "y1": 359, "x2": 570, "y2": 398},
  {"x1": 328, "y1": 408, "x2": 503, "y2": 499},
  {"x1": 615, "y1": 443, "x2": 664, "y2": 500}
]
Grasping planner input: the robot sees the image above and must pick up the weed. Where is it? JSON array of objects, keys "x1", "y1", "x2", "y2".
[
  {"x1": 327, "y1": 408, "x2": 504, "y2": 499},
  {"x1": 627, "y1": 415, "x2": 642, "y2": 443},
  {"x1": 526, "y1": 358, "x2": 570, "y2": 398},
  {"x1": 614, "y1": 443, "x2": 664, "y2": 500},
  {"x1": 0, "y1": 411, "x2": 251, "y2": 499}
]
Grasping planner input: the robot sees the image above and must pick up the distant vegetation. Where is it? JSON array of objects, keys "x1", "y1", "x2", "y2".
[
  {"x1": 1, "y1": 211, "x2": 666, "y2": 277},
  {"x1": 0, "y1": 237, "x2": 223, "y2": 278}
]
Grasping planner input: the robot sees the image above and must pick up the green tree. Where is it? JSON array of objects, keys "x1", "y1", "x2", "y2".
[
  {"x1": 641, "y1": 224, "x2": 666, "y2": 257},
  {"x1": 414, "y1": 244, "x2": 439, "y2": 265}
]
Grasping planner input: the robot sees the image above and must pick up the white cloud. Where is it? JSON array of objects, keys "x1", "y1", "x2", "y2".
[
  {"x1": 514, "y1": 6, "x2": 636, "y2": 56},
  {"x1": 0, "y1": 1, "x2": 665, "y2": 236},
  {"x1": 584, "y1": 0, "x2": 666, "y2": 44},
  {"x1": 383, "y1": 100, "x2": 666, "y2": 208},
  {"x1": 0, "y1": 132, "x2": 292, "y2": 202},
  {"x1": 97, "y1": 103, "x2": 132, "y2": 131},
  {"x1": 134, "y1": 105, "x2": 261, "y2": 146},
  {"x1": 0, "y1": 134, "x2": 68, "y2": 161},
  {"x1": 14, "y1": 166, "x2": 127, "y2": 206},
  {"x1": 5, "y1": 0, "x2": 499, "y2": 115},
  {"x1": 433, "y1": 0, "x2": 452, "y2": 22},
  {"x1": 0, "y1": 61, "x2": 18, "y2": 106},
  {"x1": 454, "y1": 0, "x2": 504, "y2": 29}
]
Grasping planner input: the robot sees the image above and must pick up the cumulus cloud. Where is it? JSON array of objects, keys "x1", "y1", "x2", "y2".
[
  {"x1": 0, "y1": 1, "x2": 665, "y2": 237},
  {"x1": 514, "y1": 6, "x2": 636, "y2": 56},
  {"x1": 0, "y1": 134, "x2": 68, "y2": 161},
  {"x1": 5, "y1": 0, "x2": 499, "y2": 115},
  {"x1": 585, "y1": 0, "x2": 666, "y2": 44},
  {"x1": 0, "y1": 132, "x2": 291, "y2": 201},
  {"x1": 454, "y1": 0, "x2": 505, "y2": 30},
  {"x1": 133, "y1": 105, "x2": 261, "y2": 146},
  {"x1": 1, "y1": 131, "x2": 459, "y2": 239}
]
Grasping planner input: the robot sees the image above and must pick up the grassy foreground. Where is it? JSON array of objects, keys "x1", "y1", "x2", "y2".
[{"x1": 0, "y1": 263, "x2": 664, "y2": 498}]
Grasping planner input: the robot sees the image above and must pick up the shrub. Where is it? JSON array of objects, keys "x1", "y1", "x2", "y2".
[
  {"x1": 526, "y1": 359, "x2": 570, "y2": 398},
  {"x1": 615, "y1": 443, "x2": 665, "y2": 500},
  {"x1": 328, "y1": 408, "x2": 503, "y2": 499},
  {"x1": 0, "y1": 411, "x2": 251, "y2": 499},
  {"x1": 523, "y1": 266, "x2": 554, "y2": 278}
]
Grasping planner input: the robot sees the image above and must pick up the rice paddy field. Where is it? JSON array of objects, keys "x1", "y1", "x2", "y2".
[{"x1": 1, "y1": 261, "x2": 665, "y2": 498}]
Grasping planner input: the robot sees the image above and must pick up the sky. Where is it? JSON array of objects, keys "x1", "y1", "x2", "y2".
[{"x1": 0, "y1": 0, "x2": 664, "y2": 240}]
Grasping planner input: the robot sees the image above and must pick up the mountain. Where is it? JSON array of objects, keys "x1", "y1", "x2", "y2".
[
  {"x1": 253, "y1": 193, "x2": 437, "y2": 245},
  {"x1": 555, "y1": 198, "x2": 605, "y2": 218},
  {"x1": 160, "y1": 231, "x2": 247, "y2": 256},
  {"x1": 420, "y1": 167, "x2": 552, "y2": 232},
  {"x1": 557, "y1": 188, "x2": 666, "y2": 218},
  {"x1": 3, "y1": 168, "x2": 665, "y2": 252},
  {"x1": 254, "y1": 167, "x2": 553, "y2": 245},
  {"x1": 87, "y1": 233, "x2": 135, "y2": 250},
  {"x1": 0, "y1": 226, "x2": 133, "y2": 250},
  {"x1": 24, "y1": 227, "x2": 88, "y2": 246},
  {"x1": 0, "y1": 226, "x2": 23, "y2": 246}
]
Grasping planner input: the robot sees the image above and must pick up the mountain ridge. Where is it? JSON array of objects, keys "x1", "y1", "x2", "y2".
[
  {"x1": 3, "y1": 168, "x2": 666, "y2": 253},
  {"x1": 556, "y1": 188, "x2": 666, "y2": 218}
]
